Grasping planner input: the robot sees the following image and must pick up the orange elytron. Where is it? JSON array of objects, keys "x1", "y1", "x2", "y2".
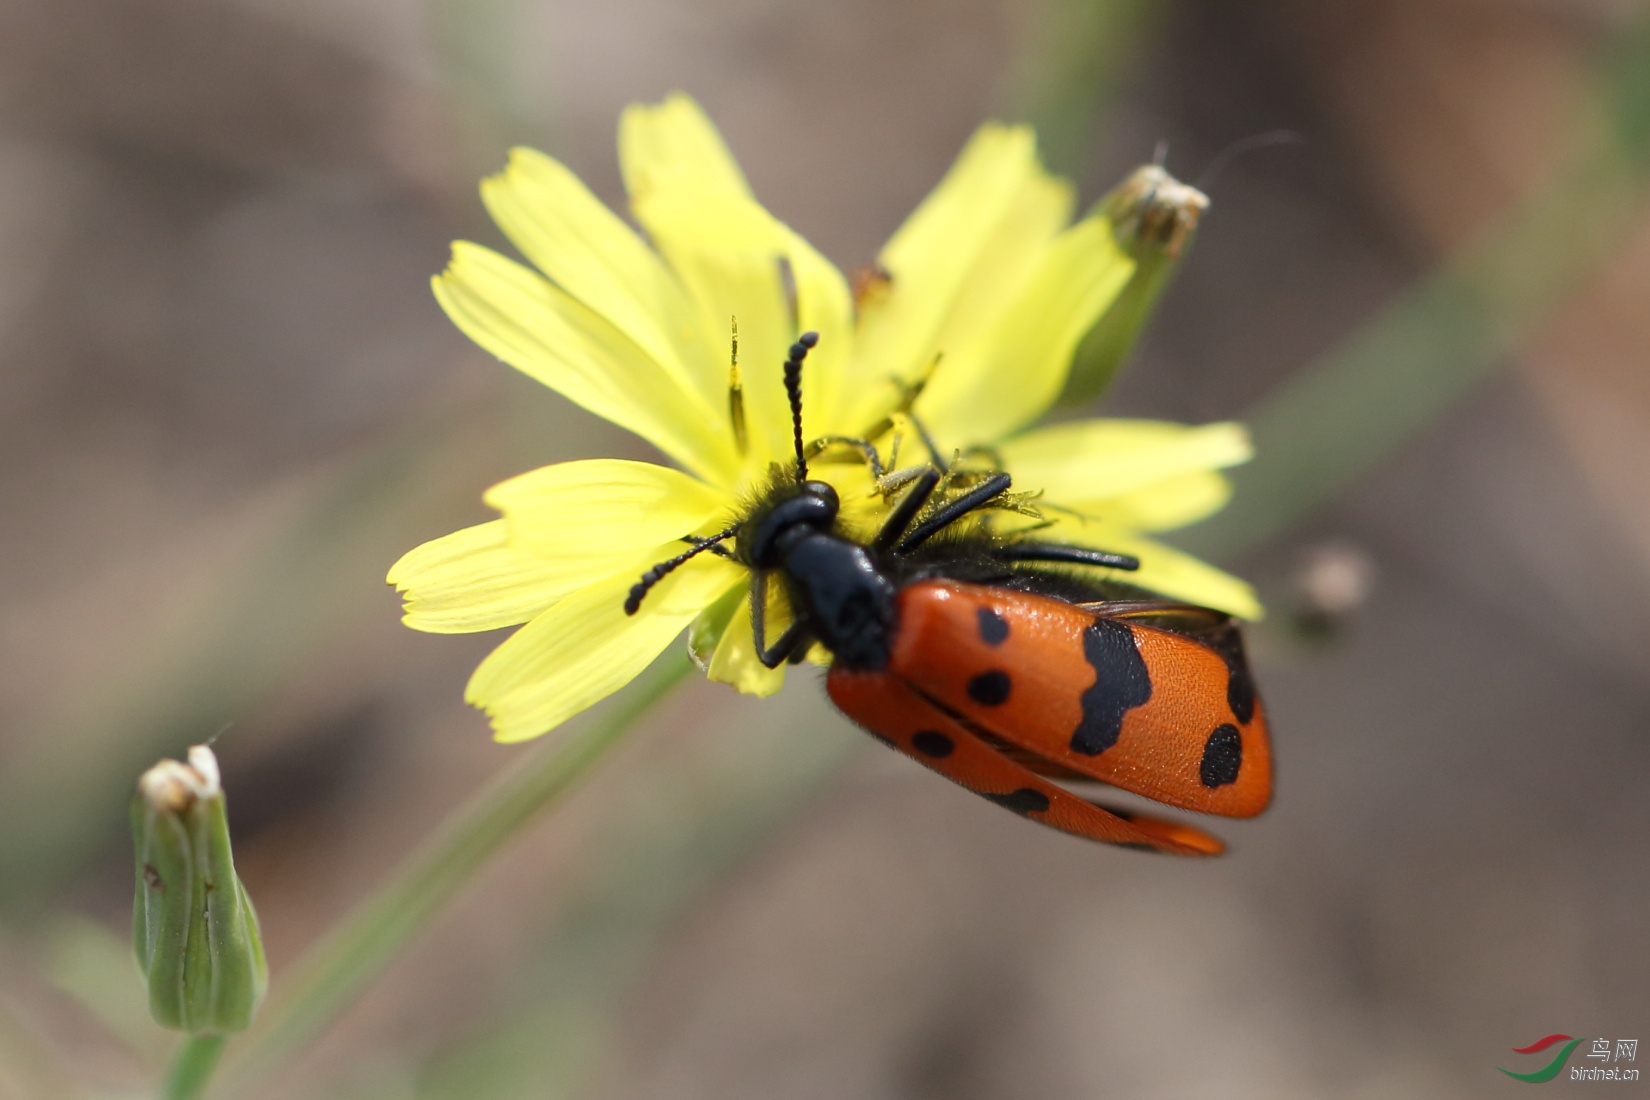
[{"x1": 830, "y1": 581, "x2": 1271, "y2": 855}]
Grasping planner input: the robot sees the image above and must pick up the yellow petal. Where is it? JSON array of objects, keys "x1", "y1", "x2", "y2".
[
  {"x1": 903, "y1": 171, "x2": 1073, "y2": 407},
  {"x1": 387, "y1": 520, "x2": 609, "y2": 634},
  {"x1": 468, "y1": 556, "x2": 744, "y2": 743},
  {"x1": 433, "y1": 242, "x2": 738, "y2": 483},
  {"x1": 999, "y1": 420, "x2": 1252, "y2": 506},
  {"x1": 1086, "y1": 471, "x2": 1234, "y2": 532},
  {"x1": 706, "y1": 587, "x2": 786, "y2": 697},
  {"x1": 483, "y1": 459, "x2": 734, "y2": 556},
  {"x1": 643, "y1": 192, "x2": 787, "y2": 465},
  {"x1": 843, "y1": 125, "x2": 1072, "y2": 429},
  {"x1": 1036, "y1": 517, "x2": 1263, "y2": 619},
  {"x1": 917, "y1": 214, "x2": 1134, "y2": 445},
  {"x1": 630, "y1": 190, "x2": 852, "y2": 473},
  {"x1": 618, "y1": 96, "x2": 855, "y2": 465},
  {"x1": 480, "y1": 148, "x2": 724, "y2": 418},
  {"x1": 784, "y1": 232, "x2": 857, "y2": 441},
  {"x1": 619, "y1": 92, "x2": 752, "y2": 203}
]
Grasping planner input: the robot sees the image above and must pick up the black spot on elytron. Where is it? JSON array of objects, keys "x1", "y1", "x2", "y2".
[
  {"x1": 1227, "y1": 666, "x2": 1257, "y2": 725},
  {"x1": 1071, "y1": 618, "x2": 1152, "y2": 755},
  {"x1": 982, "y1": 787, "x2": 1050, "y2": 816},
  {"x1": 976, "y1": 606, "x2": 1010, "y2": 646},
  {"x1": 967, "y1": 669, "x2": 1012, "y2": 706},
  {"x1": 911, "y1": 730, "x2": 956, "y2": 758},
  {"x1": 1200, "y1": 724, "x2": 1243, "y2": 788},
  {"x1": 1203, "y1": 623, "x2": 1257, "y2": 724}
]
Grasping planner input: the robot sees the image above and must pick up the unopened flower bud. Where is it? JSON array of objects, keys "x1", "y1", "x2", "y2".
[
  {"x1": 1060, "y1": 164, "x2": 1209, "y2": 406},
  {"x1": 132, "y1": 745, "x2": 267, "y2": 1035}
]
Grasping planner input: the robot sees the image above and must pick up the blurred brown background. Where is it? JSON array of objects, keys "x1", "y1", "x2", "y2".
[{"x1": 2, "y1": 0, "x2": 1648, "y2": 1097}]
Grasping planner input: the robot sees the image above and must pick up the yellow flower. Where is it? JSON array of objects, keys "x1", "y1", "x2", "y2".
[{"x1": 389, "y1": 94, "x2": 1258, "y2": 744}]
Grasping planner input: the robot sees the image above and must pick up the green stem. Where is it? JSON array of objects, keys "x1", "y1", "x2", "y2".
[
  {"x1": 215, "y1": 653, "x2": 694, "y2": 1094},
  {"x1": 165, "y1": 1035, "x2": 227, "y2": 1100}
]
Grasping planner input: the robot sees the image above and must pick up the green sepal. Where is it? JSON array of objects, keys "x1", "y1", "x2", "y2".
[
  {"x1": 132, "y1": 747, "x2": 268, "y2": 1035},
  {"x1": 1059, "y1": 165, "x2": 1208, "y2": 406},
  {"x1": 686, "y1": 582, "x2": 748, "y2": 671}
]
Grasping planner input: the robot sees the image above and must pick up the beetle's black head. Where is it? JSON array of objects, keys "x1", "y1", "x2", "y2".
[{"x1": 738, "y1": 479, "x2": 840, "y2": 568}]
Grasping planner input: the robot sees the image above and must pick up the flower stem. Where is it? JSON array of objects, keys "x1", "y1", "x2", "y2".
[
  {"x1": 166, "y1": 1035, "x2": 227, "y2": 1100},
  {"x1": 215, "y1": 652, "x2": 694, "y2": 1094}
]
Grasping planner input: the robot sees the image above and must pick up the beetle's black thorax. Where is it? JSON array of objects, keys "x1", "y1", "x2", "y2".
[
  {"x1": 774, "y1": 530, "x2": 896, "y2": 669},
  {"x1": 738, "y1": 479, "x2": 897, "y2": 670}
]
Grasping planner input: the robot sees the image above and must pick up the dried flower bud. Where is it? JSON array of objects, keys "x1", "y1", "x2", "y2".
[
  {"x1": 1060, "y1": 164, "x2": 1209, "y2": 406},
  {"x1": 132, "y1": 745, "x2": 267, "y2": 1035}
]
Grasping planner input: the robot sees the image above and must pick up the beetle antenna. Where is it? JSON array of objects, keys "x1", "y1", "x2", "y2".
[
  {"x1": 784, "y1": 331, "x2": 818, "y2": 481},
  {"x1": 624, "y1": 524, "x2": 740, "y2": 615}
]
